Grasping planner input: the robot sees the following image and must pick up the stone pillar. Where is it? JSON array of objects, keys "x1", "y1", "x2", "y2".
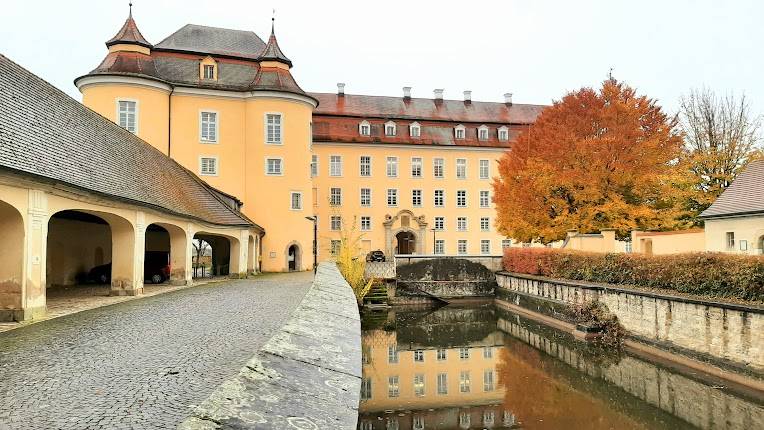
[
  {"x1": 23, "y1": 190, "x2": 48, "y2": 320},
  {"x1": 418, "y1": 226, "x2": 427, "y2": 254},
  {"x1": 110, "y1": 211, "x2": 142, "y2": 296}
]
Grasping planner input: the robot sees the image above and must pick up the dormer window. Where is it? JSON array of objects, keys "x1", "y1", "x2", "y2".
[
  {"x1": 203, "y1": 65, "x2": 215, "y2": 79},
  {"x1": 478, "y1": 125, "x2": 489, "y2": 141},
  {"x1": 498, "y1": 126, "x2": 509, "y2": 141},
  {"x1": 359, "y1": 120, "x2": 370, "y2": 136},
  {"x1": 385, "y1": 121, "x2": 397, "y2": 136},
  {"x1": 454, "y1": 124, "x2": 466, "y2": 139},
  {"x1": 409, "y1": 122, "x2": 421, "y2": 138}
]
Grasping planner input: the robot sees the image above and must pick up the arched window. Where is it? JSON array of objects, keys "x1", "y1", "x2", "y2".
[
  {"x1": 384, "y1": 121, "x2": 397, "y2": 136},
  {"x1": 409, "y1": 122, "x2": 421, "y2": 138},
  {"x1": 359, "y1": 120, "x2": 371, "y2": 136},
  {"x1": 454, "y1": 124, "x2": 466, "y2": 139}
]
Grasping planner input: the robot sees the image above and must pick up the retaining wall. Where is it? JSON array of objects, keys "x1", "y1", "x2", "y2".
[
  {"x1": 496, "y1": 272, "x2": 764, "y2": 374},
  {"x1": 394, "y1": 256, "x2": 500, "y2": 301},
  {"x1": 180, "y1": 263, "x2": 362, "y2": 429}
]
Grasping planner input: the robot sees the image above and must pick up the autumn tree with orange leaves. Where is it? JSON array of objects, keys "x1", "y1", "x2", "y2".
[{"x1": 492, "y1": 79, "x2": 687, "y2": 243}]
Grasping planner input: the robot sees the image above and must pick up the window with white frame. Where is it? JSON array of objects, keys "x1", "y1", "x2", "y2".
[
  {"x1": 413, "y1": 416, "x2": 425, "y2": 430},
  {"x1": 388, "y1": 376, "x2": 400, "y2": 398},
  {"x1": 481, "y1": 239, "x2": 491, "y2": 254},
  {"x1": 459, "y1": 370, "x2": 470, "y2": 392},
  {"x1": 460, "y1": 413, "x2": 471, "y2": 428},
  {"x1": 330, "y1": 239, "x2": 341, "y2": 256},
  {"x1": 117, "y1": 100, "x2": 137, "y2": 133},
  {"x1": 200, "y1": 111, "x2": 217, "y2": 142},
  {"x1": 330, "y1": 187, "x2": 342, "y2": 206},
  {"x1": 360, "y1": 377, "x2": 372, "y2": 400},
  {"x1": 479, "y1": 159, "x2": 490, "y2": 179},
  {"x1": 385, "y1": 121, "x2": 396, "y2": 136},
  {"x1": 434, "y1": 239, "x2": 445, "y2": 255},
  {"x1": 480, "y1": 190, "x2": 490, "y2": 208},
  {"x1": 330, "y1": 215, "x2": 342, "y2": 231},
  {"x1": 386, "y1": 157, "x2": 398, "y2": 177},
  {"x1": 414, "y1": 374, "x2": 425, "y2": 397},
  {"x1": 498, "y1": 126, "x2": 509, "y2": 141},
  {"x1": 434, "y1": 190, "x2": 444, "y2": 207},
  {"x1": 360, "y1": 155, "x2": 371, "y2": 177},
  {"x1": 265, "y1": 158, "x2": 283, "y2": 175},
  {"x1": 484, "y1": 411, "x2": 495, "y2": 426},
  {"x1": 290, "y1": 192, "x2": 302, "y2": 210},
  {"x1": 483, "y1": 370, "x2": 495, "y2": 391},
  {"x1": 360, "y1": 188, "x2": 371, "y2": 207},
  {"x1": 433, "y1": 158, "x2": 444, "y2": 178},
  {"x1": 437, "y1": 348, "x2": 447, "y2": 361},
  {"x1": 359, "y1": 120, "x2": 370, "y2": 136},
  {"x1": 388, "y1": 345, "x2": 399, "y2": 364},
  {"x1": 478, "y1": 125, "x2": 489, "y2": 141},
  {"x1": 726, "y1": 232, "x2": 735, "y2": 249},
  {"x1": 310, "y1": 155, "x2": 318, "y2": 177},
  {"x1": 457, "y1": 190, "x2": 467, "y2": 207},
  {"x1": 480, "y1": 217, "x2": 490, "y2": 231},
  {"x1": 411, "y1": 157, "x2": 422, "y2": 177},
  {"x1": 203, "y1": 64, "x2": 215, "y2": 79},
  {"x1": 460, "y1": 347, "x2": 470, "y2": 360},
  {"x1": 457, "y1": 217, "x2": 467, "y2": 231},
  {"x1": 437, "y1": 373, "x2": 447, "y2": 395},
  {"x1": 361, "y1": 216, "x2": 371, "y2": 231},
  {"x1": 456, "y1": 159, "x2": 467, "y2": 179},
  {"x1": 454, "y1": 124, "x2": 465, "y2": 139},
  {"x1": 387, "y1": 189, "x2": 398, "y2": 206},
  {"x1": 409, "y1": 122, "x2": 421, "y2": 138},
  {"x1": 330, "y1": 155, "x2": 342, "y2": 176},
  {"x1": 199, "y1": 157, "x2": 218, "y2": 176},
  {"x1": 266, "y1": 114, "x2": 282, "y2": 144},
  {"x1": 502, "y1": 239, "x2": 512, "y2": 249},
  {"x1": 458, "y1": 239, "x2": 468, "y2": 255},
  {"x1": 434, "y1": 217, "x2": 444, "y2": 230},
  {"x1": 414, "y1": 349, "x2": 424, "y2": 362},
  {"x1": 483, "y1": 346, "x2": 493, "y2": 359},
  {"x1": 412, "y1": 189, "x2": 422, "y2": 207}
]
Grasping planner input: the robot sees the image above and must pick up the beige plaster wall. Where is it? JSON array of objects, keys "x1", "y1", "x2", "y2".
[
  {"x1": 631, "y1": 229, "x2": 705, "y2": 255},
  {"x1": 46, "y1": 217, "x2": 111, "y2": 287},
  {"x1": 704, "y1": 215, "x2": 764, "y2": 255}
]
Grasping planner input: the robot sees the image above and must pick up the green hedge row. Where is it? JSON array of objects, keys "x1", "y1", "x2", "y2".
[{"x1": 503, "y1": 248, "x2": 764, "y2": 302}]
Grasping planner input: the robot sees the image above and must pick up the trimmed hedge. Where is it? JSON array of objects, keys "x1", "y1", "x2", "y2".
[{"x1": 503, "y1": 248, "x2": 764, "y2": 302}]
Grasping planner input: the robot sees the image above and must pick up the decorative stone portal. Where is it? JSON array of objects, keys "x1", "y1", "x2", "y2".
[{"x1": 383, "y1": 210, "x2": 428, "y2": 257}]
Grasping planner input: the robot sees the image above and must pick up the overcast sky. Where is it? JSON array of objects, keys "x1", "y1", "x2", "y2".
[{"x1": 2, "y1": 0, "x2": 762, "y2": 117}]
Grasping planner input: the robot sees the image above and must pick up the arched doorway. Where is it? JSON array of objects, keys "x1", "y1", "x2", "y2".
[
  {"x1": 144, "y1": 224, "x2": 171, "y2": 284},
  {"x1": 287, "y1": 243, "x2": 301, "y2": 272},
  {"x1": 395, "y1": 231, "x2": 416, "y2": 255},
  {"x1": 0, "y1": 199, "x2": 25, "y2": 320}
]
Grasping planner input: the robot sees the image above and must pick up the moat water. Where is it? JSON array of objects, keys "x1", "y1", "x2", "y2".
[{"x1": 357, "y1": 302, "x2": 764, "y2": 430}]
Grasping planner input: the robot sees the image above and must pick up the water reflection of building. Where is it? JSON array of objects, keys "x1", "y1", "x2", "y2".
[{"x1": 359, "y1": 305, "x2": 519, "y2": 429}]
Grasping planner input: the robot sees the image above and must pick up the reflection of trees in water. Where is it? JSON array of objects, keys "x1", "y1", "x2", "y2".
[{"x1": 497, "y1": 343, "x2": 648, "y2": 430}]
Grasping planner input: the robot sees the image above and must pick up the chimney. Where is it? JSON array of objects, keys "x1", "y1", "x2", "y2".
[
  {"x1": 403, "y1": 86, "x2": 412, "y2": 99},
  {"x1": 463, "y1": 90, "x2": 472, "y2": 104},
  {"x1": 504, "y1": 92, "x2": 513, "y2": 105},
  {"x1": 337, "y1": 82, "x2": 345, "y2": 96},
  {"x1": 434, "y1": 89, "x2": 444, "y2": 102}
]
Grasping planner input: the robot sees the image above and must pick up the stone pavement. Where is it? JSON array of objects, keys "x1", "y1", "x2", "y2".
[
  {"x1": 0, "y1": 272, "x2": 313, "y2": 430},
  {"x1": 179, "y1": 262, "x2": 362, "y2": 429}
]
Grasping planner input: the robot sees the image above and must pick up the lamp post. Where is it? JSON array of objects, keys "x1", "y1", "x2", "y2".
[
  {"x1": 431, "y1": 228, "x2": 436, "y2": 254},
  {"x1": 305, "y1": 216, "x2": 317, "y2": 273}
]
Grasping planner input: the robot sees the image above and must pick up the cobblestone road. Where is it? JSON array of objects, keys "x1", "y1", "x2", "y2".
[{"x1": 0, "y1": 272, "x2": 313, "y2": 430}]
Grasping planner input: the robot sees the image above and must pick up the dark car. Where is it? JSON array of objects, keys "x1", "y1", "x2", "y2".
[
  {"x1": 87, "y1": 251, "x2": 171, "y2": 285},
  {"x1": 366, "y1": 250, "x2": 386, "y2": 262}
]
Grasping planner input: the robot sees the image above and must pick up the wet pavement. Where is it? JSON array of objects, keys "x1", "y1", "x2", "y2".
[{"x1": 0, "y1": 272, "x2": 313, "y2": 430}]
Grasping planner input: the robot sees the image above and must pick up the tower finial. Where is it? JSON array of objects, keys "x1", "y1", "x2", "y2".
[
  {"x1": 271, "y1": 9, "x2": 275, "y2": 34},
  {"x1": 129, "y1": 2, "x2": 133, "y2": 15}
]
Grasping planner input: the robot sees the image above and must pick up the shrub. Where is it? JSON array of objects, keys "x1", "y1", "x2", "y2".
[
  {"x1": 333, "y1": 217, "x2": 374, "y2": 305},
  {"x1": 503, "y1": 248, "x2": 764, "y2": 301},
  {"x1": 564, "y1": 301, "x2": 626, "y2": 348}
]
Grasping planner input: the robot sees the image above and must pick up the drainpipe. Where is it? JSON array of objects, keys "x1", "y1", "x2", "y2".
[{"x1": 167, "y1": 87, "x2": 174, "y2": 157}]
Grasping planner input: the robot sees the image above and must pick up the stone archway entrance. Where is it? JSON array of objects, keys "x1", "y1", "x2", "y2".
[
  {"x1": 286, "y1": 242, "x2": 301, "y2": 272},
  {"x1": 384, "y1": 210, "x2": 428, "y2": 257},
  {"x1": 395, "y1": 231, "x2": 416, "y2": 255}
]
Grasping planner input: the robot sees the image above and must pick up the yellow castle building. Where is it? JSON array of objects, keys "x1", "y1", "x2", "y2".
[{"x1": 76, "y1": 9, "x2": 545, "y2": 273}]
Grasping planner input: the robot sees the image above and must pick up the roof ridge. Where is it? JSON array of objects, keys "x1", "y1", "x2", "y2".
[{"x1": 307, "y1": 91, "x2": 547, "y2": 108}]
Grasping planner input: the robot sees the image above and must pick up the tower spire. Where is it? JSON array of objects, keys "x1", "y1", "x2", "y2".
[
  {"x1": 106, "y1": 3, "x2": 152, "y2": 49},
  {"x1": 257, "y1": 16, "x2": 292, "y2": 68}
]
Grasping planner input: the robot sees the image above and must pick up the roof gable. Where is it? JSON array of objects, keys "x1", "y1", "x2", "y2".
[{"x1": 701, "y1": 159, "x2": 764, "y2": 219}]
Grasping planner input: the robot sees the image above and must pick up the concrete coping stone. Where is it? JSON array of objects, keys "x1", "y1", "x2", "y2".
[
  {"x1": 179, "y1": 262, "x2": 362, "y2": 429},
  {"x1": 497, "y1": 271, "x2": 764, "y2": 314}
]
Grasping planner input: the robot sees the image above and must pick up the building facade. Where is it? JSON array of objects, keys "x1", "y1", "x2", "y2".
[{"x1": 77, "y1": 10, "x2": 545, "y2": 271}]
